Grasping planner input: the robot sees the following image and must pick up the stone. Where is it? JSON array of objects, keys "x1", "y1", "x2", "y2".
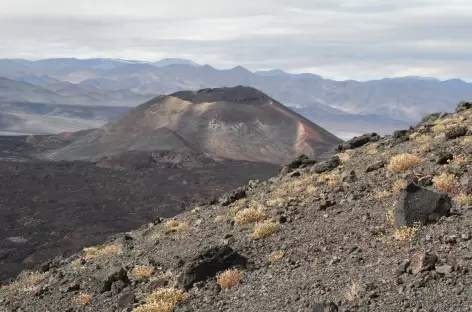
[
  {"x1": 280, "y1": 155, "x2": 317, "y2": 175},
  {"x1": 445, "y1": 126, "x2": 468, "y2": 141},
  {"x1": 117, "y1": 291, "x2": 136, "y2": 309},
  {"x1": 410, "y1": 252, "x2": 438, "y2": 275},
  {"x1": 419, "y1": 112, "x2": 442, "y2": 125},
  {"x1": 341, "y1": 170, "x2": 357, "y2": 183},
  {"x1": 99, "y1": 267, "x2": 130, "y2": 293},
  {"x1": 456, "y1": 101, "x2": 472, "y2": 113},
  {"x1": 365, "y1": 160, "x2": 386, "y2": 172},
  {"x1": 337, "y1": 133, "x2": 380, "y2": 152},
  {"x1": 390, "y1": 130, "x2": 410, "y2": 144},
  {"x1": 435, "y1": 265, "x2": 453, "y2": 275},
  {"x1": 460, "y1": 176, "x2": 472, "y2": 194},
  {"x1": 319, "y1": 200, "x2": 336, "y2": 211},
  {"x1": 220, "y1": 186, "x2": 247, "y2": 206},
  {"x1": 310, "y1": 156, "x2": 340, "y2": 174},
  {"x1": 394, "y1": 183, "x2": 452, "y2": 227},
  {"x1": 436, "y1": 152, "x2": 454, "y2": 165},
  {"x1": 395, "y1": 260, "x2": 410, "y2": 276},
  {"x1": 177, "y1": 245, "x2": 247, "y2": 290},
  {"x1": 312, "y1": 302, "x2": 338, "y2": 312}
]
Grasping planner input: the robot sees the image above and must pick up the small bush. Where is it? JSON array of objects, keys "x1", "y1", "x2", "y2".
[
  {"x1": 133, "y1": 288, "x2": 186, "y2": 312},
  {"x1": 234, "y1": 207, "x2": 266, "y2": 225},
  {"x1": 266, "y1": 197, "x2": 287, "y2": 207},
  {"x1": 375, "y1": 191, "x2": 392, "y2": 199},
  {"x1": 394, "y1": 222, "x2": 421, "y2": 241},
  {"x1": 75, "y1": 292, "x2": 93, "y2": 306},
  {"x1": 392, "y1": 179, "x2": 408, "y2": 194},
  {"x1": 451, "y1": 156, "x2": 468, "y2": 166},
  {"x1": 344, "y1": 283, "x2": 362, "y2": 301},
  {"x1": 455, "y1": 193, "x2": 472, "y2": 206},
  {"x1": 251, "y1": 221, "x2": 279, "y2": 239},
  {"x1": 131, "y1": 265, "x2": 154, "y2": 279},
  {"x1": 0, "y1": 272, "x2": 46, "y2": 294},
  {"x1": 411, "y1": 133, "x2": 430, "y2": 144},
  {"x1": 434, "y1": 173, "x2": 460, "y2": 193},
  {"x1": 164, "y1": 220, "x2": 189, "y2": 233},
  {"x1": 386, "y1": 207, "x2": 395, "y2": 225},
  {"x1": 388, "y1": 154, "x2": 422, "y2": 173},
  {"x1": 462, "y1": 136, "x2": 472, "y2": 145},
  {"x1": 338, "y1": 152, "x2": 350, "y2": 165},
  {"x1": 217, "y1": 269, "x2": 244, "y2": 291},
  {"x1": 83, "y1": 244, "x2": 121, "y2": 260},
  {"x1": 214, "y1": 215, "x2": 227, "y2": 222},
  {"x1": 268, "y1": 250, "x2": 285, "y2": 263}
]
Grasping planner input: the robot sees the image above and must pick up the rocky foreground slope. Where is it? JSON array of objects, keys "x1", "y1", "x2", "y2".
[{"x1": 2, "y1": 102, "x2": 472, "y2": 312}]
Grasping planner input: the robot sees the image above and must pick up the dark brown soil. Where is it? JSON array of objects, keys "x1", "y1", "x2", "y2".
[{"x1": 0, "y1": 151, "x2": 278, "y2": 283}]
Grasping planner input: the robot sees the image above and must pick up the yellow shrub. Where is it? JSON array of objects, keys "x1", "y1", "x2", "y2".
[
  {"x1": 455, "y1": 193, "x2": 472, "y2": 206},
  {"x1": 164, "y1": 220, "x2": 189, "y2": 233},
  {"x1": 434, "y1": 173, "x2": 460, "y2": 193},
  {"x1": 133, "y1": 288, "x2": 185, "y2": 312},
  {"x1": 344, "y1": 283, "x2": 362, "y2": 301},
  {"x1": 83, "y1": 244, "x2": 121, "y2": 260},
  {"x1": 375, "y1": 191, "x2": 392, "y2": 199},
  {"x1": 250, "y1": 221, "x2": 279, "y2": 239},
  {"x1": 217, "y1": 269, "x2": 244, "y2": 291},
  {"x1": 131, "y1": 265, "x2": 154, "y2": 279},
  {"x1": 394, "y1": 222, "x2": 421, "y2": 241},
  {"x1": 388, "y1": 154, "x2": 422, "y2": 173},
  {"x1": 392, "y1": 179, "x2": 408, "y2": 194},
  {"x1": 234, "y1": 207, "x2": 266, "y2": 225},
  {"x1": 268, "y1": 250, "x2": 285, "y2": 263},
  {"x1": 75, "y1": 292, "x2": 93, "y2": 306}
]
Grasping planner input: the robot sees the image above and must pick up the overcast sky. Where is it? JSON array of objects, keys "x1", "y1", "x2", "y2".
[{"x1": 1, "y1": 0, "x2": 471, "y2": 81}]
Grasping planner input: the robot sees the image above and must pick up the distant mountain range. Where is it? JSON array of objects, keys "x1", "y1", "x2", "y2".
[{"x1": 1, "y1": 57, "x2": 471, "y2": 137}]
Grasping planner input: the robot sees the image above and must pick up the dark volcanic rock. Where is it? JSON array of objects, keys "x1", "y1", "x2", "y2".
[
  {"x1": 419, "y1": 112, "x2": 442, "y2": 125},
  {"x1": 391, "y1": 130, "x2": 410, "y2": 144},
  {"x1": 98, "y1": 266, "x2": 130, "y2": 293},
  {"x1": 312, "y1": 302, "x2": 338, "y2": 312},
  {"x1": 310, "y1": 156, "x2": 340, "y2": 174},
  {"x1": 177, "y1": 246, "x2": 247, "y2": 290},
  {"x1": 117, "y1": 291, "x2": 136, "y2": 309},
  {"x1": 341, "y1": 170, "x2": 357, "y2": 183},
  {"x1": 336, "y1": 133, "x2": 380, "y2": 152},
  {"x1": 280, "y1": 155, "x2": 317, "y2": 175},
  {"x1": 410, "y1": 252, "x2": 438, "y2": 275},
  {"x1": 456, "y1": 101, "x2": 472, "y2": 113},
  {"x1": 436, "y1": 152, "x2": 454, "y2": 165},
  {"x1": 445, "y1": 126, "x2": 468, "y2": 140},
  {"x1": 220, "y1": 187, "x2": 248, "y2": 206},
  {"x1": 394, "y1": 183, "x2": 452, "y2": 227}
]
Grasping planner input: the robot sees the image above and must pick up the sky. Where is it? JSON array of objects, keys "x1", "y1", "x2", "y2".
[{"x1": 0, "y1": 0, "x2": 472, "y2": 81}]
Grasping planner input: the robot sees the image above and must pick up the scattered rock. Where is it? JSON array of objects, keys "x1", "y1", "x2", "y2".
[
  {"x1": 419, "y1": 112, "x2": 442, "y2": 125},
  {"x1": 337, "y1": 133, "x2": 380, "y2": 152},
  {"x1": 177, "y1": 246, "x2": 247, "y2": 290},
  {"x1": 310, "y1": 156, "x2": 340, "y2": 174},
  {"x1": 312, "y1": 302, "x2": 339, "y2": 312},
  {"x1": 279, "y1": 155, "x2": 317, "y2": 175},
  {"x1": 435, "y1": 265, "x2": 453, "y2": 275},
  {"x1": 341, "y1": 170, "x2": 357, "y2": 183},
  {"x1": 410, "y1": 252, "x2": 438, "y2": 275},
  {"x1": 117, "y1": 291, "x2": 136, "y2": 310},
  {"x1": 456, "y1": 101, "x2": 472, "y2": 113},
  {"x1": 445, "y1": 126, "x2": 468, "y2": 141},
  {"x1": 220, "y1": 187, "x2": 247, "y2": 206},
  {"x1": 365, "y1": 160, "x2": 386, "y2": 172},
  {"x1": 394, "y1": 183, "x2": 452, "y2": 227},
  {"x1": 460, "y1": 176, "x2": 472, "y2": 194},
  {"x1": 98, "y1": 266, "x2": 130, "y2": 293},
  {"x1": 436, "y1": 152, "x2": 454, "y2": 165},
  {"x1": 395, "y1": 260, "x2": 410, "y2": 276},
  {"x1": 319, "y1": 200, "x2": 336, "y2": 211}
]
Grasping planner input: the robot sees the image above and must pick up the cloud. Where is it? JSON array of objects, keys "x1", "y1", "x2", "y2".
[{"x1": 1, "y1": 0, "x2": 472, "y2": 81}]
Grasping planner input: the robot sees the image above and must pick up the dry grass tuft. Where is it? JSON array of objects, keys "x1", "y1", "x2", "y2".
[
  {"x1": 0, "y1": 272, "x2": 46, "y2": 294},
  {"x1": 392, "y1": 179, "x2": 408, "y2": 194},
  {"x1": 462, "y1": 136, "x2": 472, "y2": 145},
  {"x1": 268, "y1": 250, "x2": 285, "y2": 263},
  {"x1": 133, "y1": 288, "x2": 186, "y2": 312},
  {"x1": 266, "y1": 197, "x2": 287, "y2": 207},
  {"x1": 451, "y1": 156, "x2": 468, "y2": 166},
  {"x1": 386, "y1": 207, "x2": 395, "y2": 225},
  {"x1": 217, "y1": 269, "x2": 244, "y2": 291},
  {"x1": 164, "y1": 220, "x2": 190, "y2": 233},
  {"x1": 317, "y1": 172, "x2": 342, "y2": 188},
  {"x1": 250, "y1": 221, "x2": 279, "y2": 239},
  {"x1": 338, "y1": 152, "x2": 350, "y2": 165},
  {"x1": 434, "y1": 173, "x2": 460, "y2": 193},
  {"x1": 75, "y1": 292, "x2": 93, "y2": 306},
  {"x1": 214, "y1": 215, "x2": 227, "y2": 222},
  {"x1": 394, "y1": 222, "x2": 421, "y2": 241},
  {"x1": 234, "y1": 206, "x2": 266, "y2": 225},
  {"x1": 83, "y1": 244, "x2": 121, "y2": 260},
  {"x1": 366, "y1": 144, "x2": 379, "y2": 156},
  {"x1": 432, "y1": 117, "x2": 461, "y2": 133},
  {"x1": 375, "y1": 191, "x2": 392, "y2": 199},
  {"x1": 455, "y1": 193, "x2": 472, "y2": 206},
  {"x1": 388, "y1": 154, "x2": 422, "y2": 173},
  {"x1": 344, "y1": 283, "x2": 362, "y2": 301},
  {"x1": 410, "y1": 133, "x2": 431, "y2": 145},
  {"x1": 131, "y1": 265, "x2": 154, "y2": 279}
]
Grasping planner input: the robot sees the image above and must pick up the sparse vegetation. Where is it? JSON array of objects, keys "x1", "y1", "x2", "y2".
[
  {"x1": 451, "y1": 155, "x2": 468, "y2": 166},
  {"x1": 266, "y1": 197, "x2": 287, "y2": 207},
  {"x1": 386, "y1": 207, "x2": 395, "y2": 225},
  {"x1": 251, "y1": 221, "x2": 279, "y2": 239},
  {"x1": 392, "y1": 179, "x2": 408, "y2": 194},
  {"x1": 214, "y1": 215, "x2": 227, "y2": 222},
  {"x1": 317, "y1": 172, "x2": 342, "y2": 188},
  {"x1": 217, "y1": 269, "x2": 244, "y2": 291},
  {"x1": 133, "y1": 288, "x2": 186, "y2": 312},
  {"x1": 131, "y1": 265, "x2": 154, "y2": 279},
  {"x1": 83, "y1": 244, "x2": 121, "y2": 260},
  {"x1": 462, "y1": 136, "x2": 472, "y2": 145},
  {"x1": 455, "y1": 193, "x2": 472, "y2": 206},
  {"x1": 434, "y1": 173, "x2": 460, "y2": 193},
  {"x1": 338, "y1": 152, "x2": 350, "y2": 165},
  {"x1": 268, "y1": 250, "x2": 285, "y2": 263},
  {"x1": 164, "y1": 220, "x2": 190, "y2": 233},
  {"x1": 411, "y1": 133, "x2": 431, "y2": 144},
  {"x1": 388, "y1": 153, "x2": 422, "y2": 173},
  {"x1": 394, "y1": 222, "x2": 421, "y2": 241},
  {"x1": 234, "y1": 206, "x2": 266, "y2": 225},
  {"x1": 344, "y1": 283, "x2": 362, "y2": 301},
  {"x1": 0, "y1": 272, "x2": 46, "y2": 294},
  {"x1": 75, "y1": 292, "x2": 93, "y2": 306},
  {"x1": 375, "y1": 191, "x2": 392, "y2": 199}
]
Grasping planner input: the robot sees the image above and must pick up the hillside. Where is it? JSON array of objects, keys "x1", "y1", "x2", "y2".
[
  {"x1": 46, "y1": 86, "x2": 343, "y2": 164},
  {"x1": 2, "y1": 101, "x2": 472, "y2": 311}
]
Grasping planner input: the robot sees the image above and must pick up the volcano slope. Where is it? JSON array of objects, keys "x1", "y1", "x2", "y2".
[
  {"x1": 46, "y1": 86, "x2": 342, "y2": 164},
  {"x1": 3, "y1": 102, "x2": 472, "y2": 311}
]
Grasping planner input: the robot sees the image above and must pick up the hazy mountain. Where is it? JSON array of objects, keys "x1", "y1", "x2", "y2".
[
  {"x1": 153, "y1": 58, "x2": 200, "y2": 67},
  {"x1": 47, "y1": 86, "x2": 342, "y2": 164}
]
